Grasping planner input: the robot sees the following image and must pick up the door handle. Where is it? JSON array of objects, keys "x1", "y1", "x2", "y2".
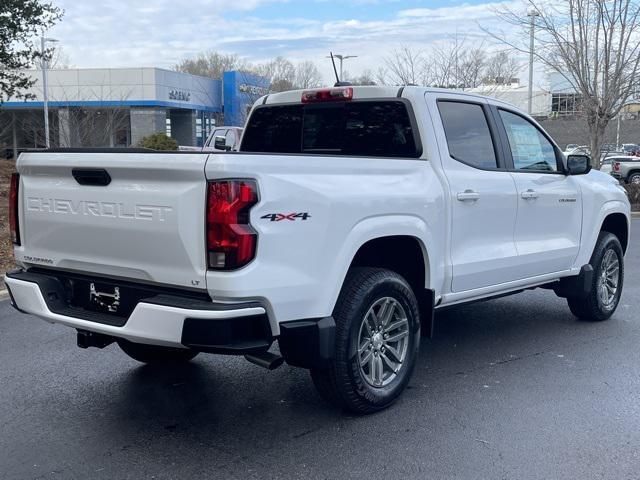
[
  {"x1": 457, "y1": 190, "x2": 480, "y2": 202},
  {"x1": 521, "y1": 189, "x2": 539, "y2": 200}
]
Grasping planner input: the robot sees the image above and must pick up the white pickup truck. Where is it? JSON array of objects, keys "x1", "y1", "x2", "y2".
[
  {"x1": 178, "y1": 126, "x2": 243, "y2": 152},
  {"x1": 5, "y1": 86, "x2": 630, "y2": 414}
]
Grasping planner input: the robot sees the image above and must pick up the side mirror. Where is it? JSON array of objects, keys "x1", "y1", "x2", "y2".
[
  {"x1": 567, "y1": 154, "x2": 591, "y2": 175},
  {"x1": 214, "y1": 136, "x2": 232, "y2": 151}
]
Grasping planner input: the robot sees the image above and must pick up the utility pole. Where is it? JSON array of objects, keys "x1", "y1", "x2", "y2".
[
  {"x1": 41, "y1": 36, "x2": 58, "y2": 149},
  {"x1": 527, "y1": 9, "x2": 539, "y2": 115},
  {"x1": 326, "y1": 54, "x2": 357, "y2": 81}
]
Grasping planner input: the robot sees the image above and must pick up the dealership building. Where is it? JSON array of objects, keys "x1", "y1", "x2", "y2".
[{"x1": 1, "y1": 67, "x2": 269, "y2": 150}]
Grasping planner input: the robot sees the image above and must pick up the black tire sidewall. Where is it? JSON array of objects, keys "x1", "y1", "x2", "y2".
[
  {"x1": 338, "y1": 272, "x2": 420, "y2": 409},
  {"x1": 590, "y1": 233, "x2": 624, "y2": 318}
]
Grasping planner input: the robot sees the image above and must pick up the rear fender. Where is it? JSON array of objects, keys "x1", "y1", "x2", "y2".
[{"x1": 326, "y1": 215, "x2": 439, "y2": 315}]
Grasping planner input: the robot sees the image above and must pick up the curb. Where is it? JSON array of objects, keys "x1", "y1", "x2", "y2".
[
  {"x1": 0, "y1": 289, "x2": 8, "y2": 301},
  {"x1": 631, "y1": 212, "x2": 640, "y2": 218}
]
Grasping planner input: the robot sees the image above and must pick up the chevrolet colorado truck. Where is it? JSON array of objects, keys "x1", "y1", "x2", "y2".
[{"x1": 5, "y1": 86, "x2": 630, "y2": 414}]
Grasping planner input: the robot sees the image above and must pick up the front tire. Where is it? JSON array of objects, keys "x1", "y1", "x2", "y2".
[
  {"x1": 628, "y1": 173, "x2": 640, "y2": 184},
  {"x1": 311, "y1": 268, "x2": 421, "y2": 414},
  {"x1": 117, "y1": 339, "x2": 199, "y2": 364},
  {"x1": 567, "y1": 232, "x2": 624, "y2": 321}
]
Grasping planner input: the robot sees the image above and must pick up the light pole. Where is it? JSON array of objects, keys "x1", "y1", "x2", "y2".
[
  {"x1": 616, "y1": 103, "x2": 630, "y2": 150},
  {"x1": 527, "y1": 9, "x2": 539, "y2": 115},
  {"x1": 326, "y1": 54, "x2": 357, "y2": 81},
  {"x1": 40, "y1": 36, "x2": 58, "y2": 149}
]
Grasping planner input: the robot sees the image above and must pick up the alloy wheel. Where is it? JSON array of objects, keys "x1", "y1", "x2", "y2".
[
  {"x1": 597, "y1": 248, "x2": 620, "y2": 310},
  {"x1": 357, "y1": 297, "x2": 410, "y2": 387}
]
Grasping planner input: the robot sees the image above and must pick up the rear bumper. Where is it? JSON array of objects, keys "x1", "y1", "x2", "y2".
[{"x1": 4, "y1": 270, "x2": 271, "y2": 352}]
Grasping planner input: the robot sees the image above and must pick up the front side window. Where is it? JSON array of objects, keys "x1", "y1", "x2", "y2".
[
  {"x1": 437, "y1": 101, "x2": 498, "y2": 169},
  {"x1": 499, "y1": 110, "x2": 559, "y2": 172}
]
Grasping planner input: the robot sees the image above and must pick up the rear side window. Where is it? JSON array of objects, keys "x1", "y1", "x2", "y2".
[
  {"x1": 437, "y1": 101, "x2": 498, "y2": 169},
  {"x1": 241, "y1": 101, "x2": 420, "y2": 158}
]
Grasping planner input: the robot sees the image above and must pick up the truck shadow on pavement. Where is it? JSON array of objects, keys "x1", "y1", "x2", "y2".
[{"x1": 101, "y1": 290, "x2": 617, "y2": 449}]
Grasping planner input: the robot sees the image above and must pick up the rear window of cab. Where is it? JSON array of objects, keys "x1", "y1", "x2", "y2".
[{"x1": 240, "y1": 101, "x2": 421, "y2": 158}]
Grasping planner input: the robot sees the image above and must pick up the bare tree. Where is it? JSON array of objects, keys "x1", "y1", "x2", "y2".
[
  {"x1": 69, "y1": 107, "x2": 130, "y2": 147},
  {"x1": 484, "y1": 51, "x2": 521, "y2": 84},
  {"x1": 48, "y1": 45, "x2": 71, "y2": 69},
  {"x1": 490, "y1": 0, "x2": 640, "y2": 167},
  {"x1": 0, "y1": 113, "x2": 13, "y2": 141},
  {"x1": 429, "y1": 36, "x2": 520, "y2": 90},
  {"x1": 255, "y1": 56, "x2": 297, "y2": 92},
  {"x1": 175, "y1": 51, "x2": 250, "y2": 79},
  {"x1": 430, "y1": 36, "x2": 468, "y2": 88},
  {"x1": 377, "y1": 39, "x2": 520, "y2": 90},
  {"x1": 349, "y1": 69, "x2": 377, "y2": 86},
  {"x1": 379, "y1": 45, "x2": 430, "y2": 86},
  {"x1": 14, "y1": 85, "x2": 133, "y2": 148},
  {"x1": 375, "y1": 66, "x2": 390, "y2": 85},
  {"x1": 458, "y1": 47, "x2": 489, "y2": 89},
  {"x1": 295, "y1": 61, "x2": 323, "y2": 89},
  {"x1": 0, "y1": 112, "x2": 17, "y2": 156},
  {"x1": 16, "y1": 104, "x2": 130, "y2": 148},
  {"x1": 430, "y1": 37, "x2": 491, "y2": 89}
]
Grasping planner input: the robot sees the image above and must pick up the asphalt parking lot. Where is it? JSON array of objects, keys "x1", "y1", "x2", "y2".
[{"x1": 1, "y1": 221, "x2": 640, "y2": 480}]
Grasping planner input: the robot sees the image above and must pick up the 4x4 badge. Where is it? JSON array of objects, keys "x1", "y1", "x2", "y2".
[{"x1": 261, "y1": 213, "x2": 311, "y2": 222}]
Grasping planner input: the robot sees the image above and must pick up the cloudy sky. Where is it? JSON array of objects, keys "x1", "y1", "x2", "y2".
[{"x1": 48, "y1": 0, "x2": 528, "y2": 82}]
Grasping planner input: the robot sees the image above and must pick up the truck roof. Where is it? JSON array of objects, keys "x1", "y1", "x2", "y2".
[{"x1": 258, "y1": 85, "x2": 524, "y2": 114}]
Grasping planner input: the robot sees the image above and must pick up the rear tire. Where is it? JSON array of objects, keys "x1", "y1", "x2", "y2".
[
  {"x1": 117, "y1": 339, "x2": 199, "y2": 364},
  {"x1": 311, "y1": 267, "x2": 421, "y2": 414},
  {"x1": 567, "y1": 232, "x2": 624, "y2": 321}
]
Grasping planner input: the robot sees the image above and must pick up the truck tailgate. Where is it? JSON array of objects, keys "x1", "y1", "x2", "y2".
[{"x1": 15, "y1": 152, "x2": 208, "y2": 290}]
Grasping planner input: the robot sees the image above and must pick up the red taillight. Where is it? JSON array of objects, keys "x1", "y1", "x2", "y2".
[
  {"x1": 301, "y1": 87, "x2": 353, "y2": 103},
  {"x1": 9, "y1": 173, "x2": 20, "y2": 245},
  {"x1": 206, "y1": 179, "x2": 258, "y2": 270},
  {"x1": 613, "y1": 162, "x2": 620, "y2": 172}
]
